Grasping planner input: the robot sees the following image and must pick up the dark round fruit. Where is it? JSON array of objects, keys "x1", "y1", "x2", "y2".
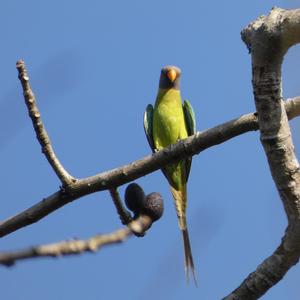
[
  {"x1": 142, "y1": 192, "x2": 164, "y2": 222},
  {"x1": 125, "y1": 183, "x2": 146, "y2": 214}
]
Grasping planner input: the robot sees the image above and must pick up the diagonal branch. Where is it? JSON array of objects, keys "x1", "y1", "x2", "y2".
[
  {"x1": 109, "y1": 188, "x2": 132, "y2": 225},
  {"x1": 0, "y1": 215, "x2": 152, "y2": 267},
  {"x1": 223, "y1": 7, "x2": 300, "y2": 300},
  {"x1": 0, "y1": 96, "x2": 300, "y2": 238},
  {"x1": 16, "y1": 60, "x2": 75, "y2": 186}
]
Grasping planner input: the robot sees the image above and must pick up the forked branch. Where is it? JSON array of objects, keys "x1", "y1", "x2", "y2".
[
  {"x1": 2, "y1": 9, "x2": 300, "y2": 297},
  {"x1": 0, "y1": 92, "x2": 300, "y2": 238}
]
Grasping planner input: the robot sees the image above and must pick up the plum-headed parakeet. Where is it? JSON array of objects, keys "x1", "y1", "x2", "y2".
[{"x1": 144, "y1": 65, "x2": 197, "y2": 284}]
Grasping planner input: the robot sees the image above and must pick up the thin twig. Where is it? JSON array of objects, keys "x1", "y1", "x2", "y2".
[
  {"x1": 0, "y1": 215, "x2": 152, "y2": 266},
  {"x1": 109, "y1": 188, "x2": 132, "y2": 225},
  {"x1": 16, "y1": 60, "x2": 75, "y2": 186},
  {"x1": 1, "y1": 97, "x2": 300, "y2": 238}
]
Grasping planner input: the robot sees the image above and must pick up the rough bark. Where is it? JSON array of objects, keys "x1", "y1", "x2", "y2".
[{"x1": 224, "y1": 7, "x2": 300, "y2": 300}]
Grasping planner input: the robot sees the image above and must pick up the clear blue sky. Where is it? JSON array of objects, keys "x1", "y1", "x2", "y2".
[{"x1": 0, "y1": 1, "x2": 299, "y2": 299}]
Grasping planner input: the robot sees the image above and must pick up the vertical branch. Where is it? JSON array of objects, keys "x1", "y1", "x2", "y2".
[{"x1": 224, "y1": 7, "x2": 300, "y2": 300}]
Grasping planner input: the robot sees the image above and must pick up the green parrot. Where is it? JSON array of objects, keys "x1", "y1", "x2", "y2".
[{"x1": 144, "y1": 65, "x2": 197, "y2": 284}]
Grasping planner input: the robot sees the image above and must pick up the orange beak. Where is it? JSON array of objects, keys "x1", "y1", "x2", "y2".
[{"x1": 167, "y1": 69, "x2": 177, "y2": 82}]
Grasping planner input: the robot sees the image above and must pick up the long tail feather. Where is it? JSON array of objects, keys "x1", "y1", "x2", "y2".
[
  {"x1": 170, "y1": 186, "x2": 198, "y2": 286},
  {"x1": 182, "y1": 228, "x2": 198, "y2": 286}
]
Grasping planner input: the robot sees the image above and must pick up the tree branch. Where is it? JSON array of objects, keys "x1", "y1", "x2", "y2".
[
  {"x1": 223, "y1": 7, "x2": 300, "y2": 300},
  {"x1": 16, "y1": 60, "x2": 75, "y2": 186},
  {"x1": 109, "y1": 188, "x2": 132, "y2": 225},
  {"x1": 0, "y1": 215, "x2": 152, "y2": 266},
  {"x1": 1, "y1": 96, "x2": 300, "y2": 238}
]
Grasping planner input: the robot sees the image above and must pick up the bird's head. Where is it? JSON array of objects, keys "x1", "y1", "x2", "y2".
[{"x1": 159, "y1": 65, "x2": 181, "y2": 90}]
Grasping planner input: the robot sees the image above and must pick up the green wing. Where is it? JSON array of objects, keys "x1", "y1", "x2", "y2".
[
  {"x1": 183, "y1": 100, "x2": 196, "y2": 136},
  {"x1": 143, "y1": 104, "x2": 155, "y2": 152},
  {"x1": 183, "y1": 100, "x2": 196, "y2": 181},
  {"x1": 144, "y1": 103, "x2": 176, "y2": 187}
]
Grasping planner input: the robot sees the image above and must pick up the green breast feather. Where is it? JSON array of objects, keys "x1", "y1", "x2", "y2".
[{"x1": 143, "y1": 89, "x2": 196, "y2": 189}]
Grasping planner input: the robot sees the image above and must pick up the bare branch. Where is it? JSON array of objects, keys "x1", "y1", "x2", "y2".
[
  {"x1": 16, "y1": 60, "x2": 75, "y2": 186},
  {"x1": 109, "y1": 188, "x2": 132, "y2": 225},
  {"x1": 224, "y1": 7, "x2": 300, "y2": 300},
  {"x1": 0, "y1": 215, "x2": 152, "y2": 267},
  {"x1": 1, "y1": 96, "x2": 300, "y2": 238}
]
